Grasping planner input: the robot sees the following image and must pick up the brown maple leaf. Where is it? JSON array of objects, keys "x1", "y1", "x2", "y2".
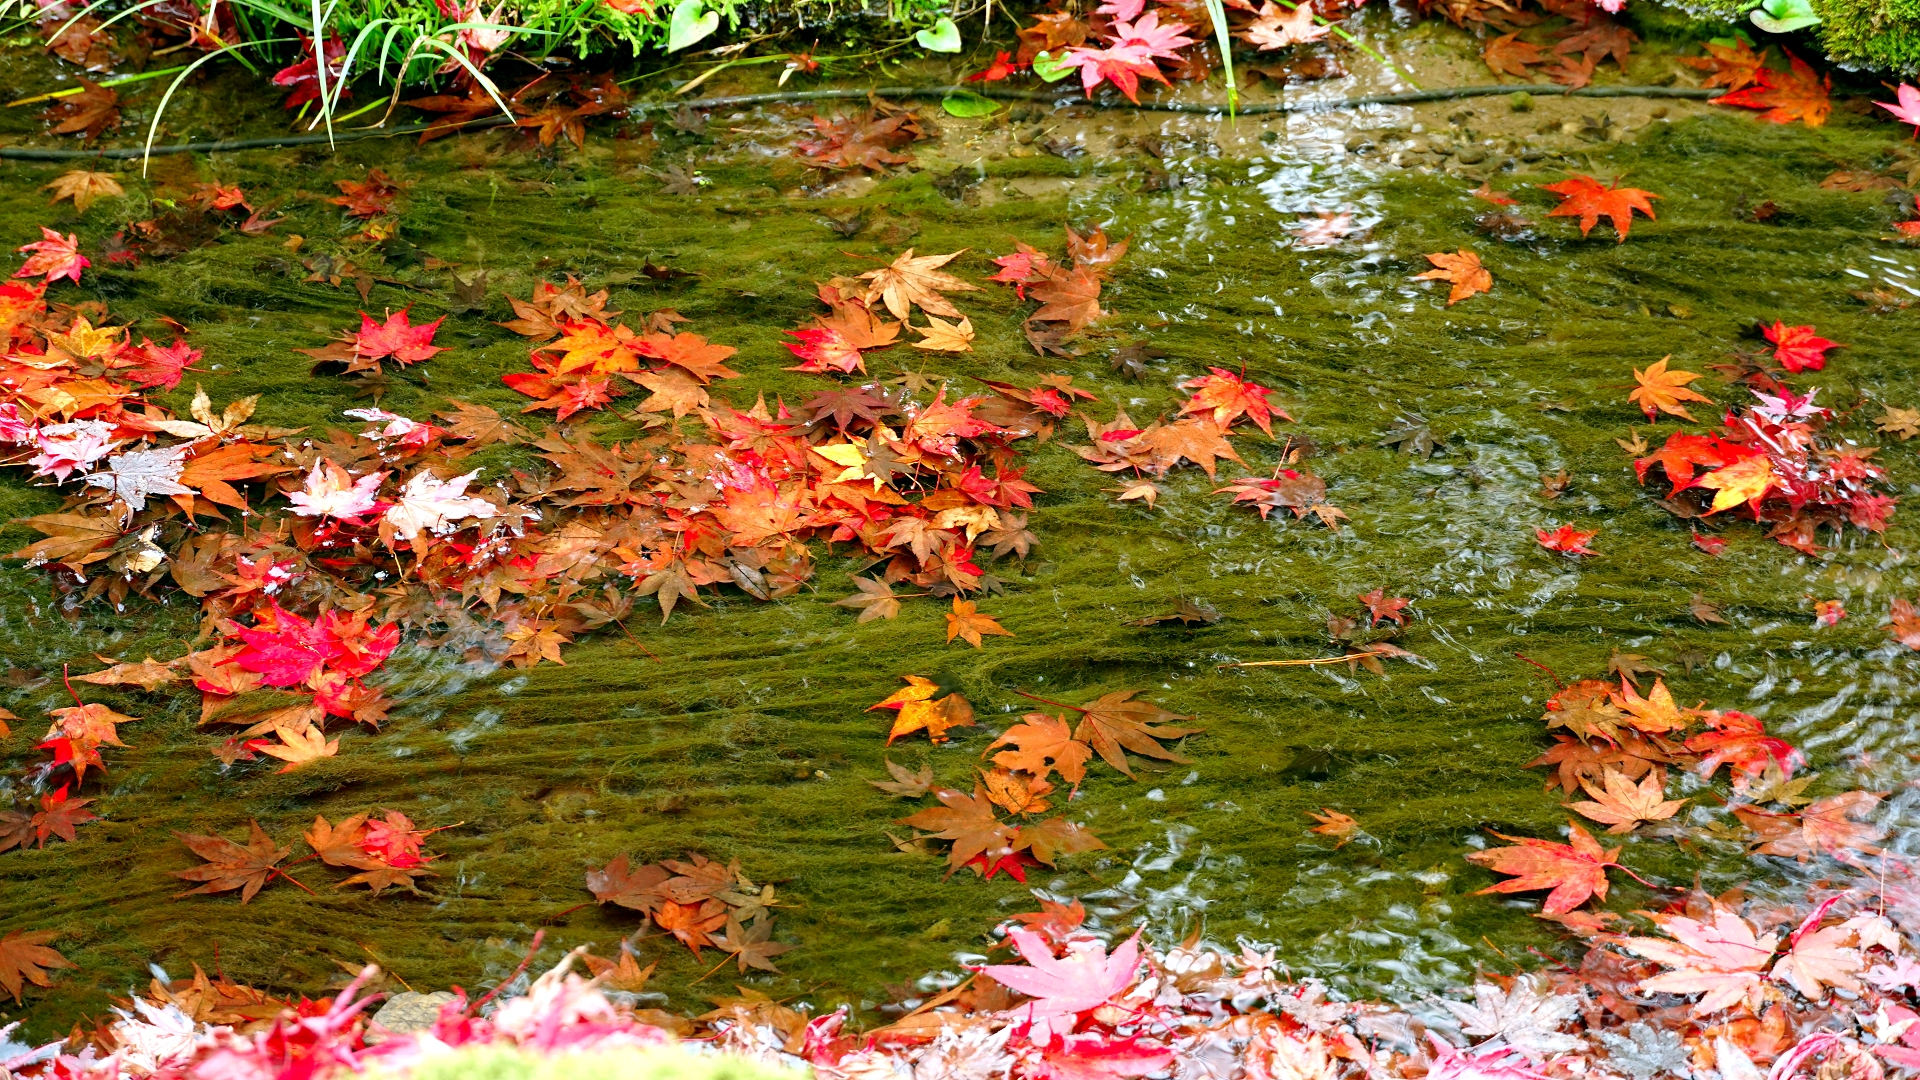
[
  {"x1": 1466, "y1": 821, "x2": 1625, "y2": 914},
  {"x1": 586, "y1": 853, "x2": 673, "y2": 914},
  {"x1": 172, "y1": 821, "x2": 302, "y2": 903},
  {"x1": 1054, "y1": 689, "x2": 1200, "y2": 780},
  {"x1": 870, "y1": 759, "x2": 936, "y2": 797},
  {"x1": 795, "y1": 109, "x2": 928, "y2": 172},
  {"x1": 74, "y1": 655, "x2": 177, "y2": 690},
  {"x1": 987, "y1": 712, "x2": 1095, "y2": 789},
  {"x1": 1016, "y1": 10, "x2": 1089, "y2": 63},
  {"x1": 714, "y1": 915, "x2": 794, "y2": 974},
  {"x1": 1482, "y1": 32, "x2": 1547, "y2": 77},
  {"x1": 43, "y1": 169, "x2": 123, "y2": 213},
  {"x1": 44, "y1": 79, "x2": 119, "y2": 144},
  {"x1": 1142, "y1": 419, "x2": 1243, "y2": 479},
  {"x1": 655, "y1": 898, "x2": 729, "y2": 953},
  {"x1": 897, "y1": 785, "x2": 1020, "y2": 877},
  {"x1": 868, "y1": 675, "x2": 978, "y2": 744},
  {"x1": 1568, "y1": 766, "x2": 1687, "y2": 833},
  {"x1": 0, "y1": 929, "x2": 76, "y2": 1003},
  {"x1": 1026, "y1": 265, "x2": 1105, "y2": 331},
  {"x1": 1733, "y1": 790, "x2": 1886, "y2": 861},
  {"x1": 860, "y1": 249, "x2": 981, "y2": 321},
  {"x1": 437, "y1": 400, "x2": 529, "y2": 453}
]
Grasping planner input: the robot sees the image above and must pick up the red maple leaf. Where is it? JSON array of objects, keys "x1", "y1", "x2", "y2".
[
  {"x1": 232, "y1": 605, "x2": 342, "y2": 686},
  {"x1": 1717, "y1": 51, "x2": 1831, "y2": 127},
  {"x1": 1541, "y1": 175, "x2": 1659, "y2": 242},
  {"x1": 271, "y1": 33, "x2": 349, "y2": 110},
  {"x1": 1761, "y1": 320, "x2": 1840, "y2": 373},
  {"x1": 123, "y1": 337, "x2": 203, "y2": 390},
  {"x1": 15, "y1": 228, "x2": 89, "y2": 285},
  {"x1": 783, "y1": 327, "x2": 865, "y2": 374},
  {"x1": 968, "y1": 51, "x2": 1029, "y2": 82},
  {"x1": 1537, "y1": 524, "x2": 1598, "y2": 556},
  {"x1": 352, "y1": 308, "x2": 446, "y2": 365}
]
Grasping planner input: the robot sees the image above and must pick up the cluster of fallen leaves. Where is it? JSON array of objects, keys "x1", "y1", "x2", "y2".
[
  {"x1": 1624, "y1": 326, "x2": 1893, "y2": 553},
  {"x1": 1460, "y1": 0, "x2": 1639, "y2": 90},
  {"x1": 172, "y1": 810, "x2": 451, "y2": 904},
  {"x1": 871, "y1": 680, "x2": 1197, "y2": 881},
  {"x1": 34, "y1": 852, "x2": 1920, "y2": 1080},
  {"x1": 1464, "y1": 659, "x2": 1885, "y2": 923},
  {"x1": 585, "y1": 852, "x2": 791, "y2": 974}
]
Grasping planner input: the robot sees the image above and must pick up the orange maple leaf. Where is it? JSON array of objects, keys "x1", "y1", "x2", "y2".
[
  {"x1": 1628, "y1": 356, "x2": 1712, "y2": 422},
  {"x1": 1718, "y1": 51, "x2": 1830, "y2": 127},
  {"x1": 1465, "y1": 820, "x2": 1628, "y2": 914},
  {"x1": 1413, "y1": 249, "x2": 1493, "y2": 305},
  {"x1": 1542, "y1": 175, "x2": 1659, "y2": 242},
  {"x1": 946, "y1": 598, "x2": 1014, "y2": 647}
]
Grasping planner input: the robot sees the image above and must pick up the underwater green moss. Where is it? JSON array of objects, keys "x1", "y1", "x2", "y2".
[{"x1": 0, "y1": 69, "x2": 1917, "y2": 1041}]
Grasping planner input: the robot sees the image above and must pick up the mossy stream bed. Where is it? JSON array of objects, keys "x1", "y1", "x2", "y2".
[{"x1": 2, "y1": 37, "x2": 1920, "y2": 1041}]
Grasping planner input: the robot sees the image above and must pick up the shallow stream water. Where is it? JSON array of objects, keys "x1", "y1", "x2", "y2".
[{"x1": 2, "y1": 23, "x2": 1919, "y2": 1038}]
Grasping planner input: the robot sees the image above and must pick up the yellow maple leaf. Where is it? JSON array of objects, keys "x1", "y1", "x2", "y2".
[{"x1": 1628, "y1": 356, "x2": 1713, "y2": 422}]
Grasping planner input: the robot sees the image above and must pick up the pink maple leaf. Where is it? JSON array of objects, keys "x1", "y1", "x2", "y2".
[
  {"x1": 1621, "y1": 903, "x2": 1779, "y2": 1015},
  {"x1": 1770, "y1": 896, "x2": 1863, "y2": 1000},
  {"x1": 977, "y1": 926, "x2": 1142, "y2": 1038},
  {"x1": 16, "y1": 228, "x2": 89, "y2": 285},
  {"x1": 232, "y1": 605, "x2": 345, "y2": 686},
  {"x1": 784, "y1": 327, "x2": 865, "y2": 374},
  {"x1": 1878, "y1": 83, "x2": 1920, "y2": 135}
]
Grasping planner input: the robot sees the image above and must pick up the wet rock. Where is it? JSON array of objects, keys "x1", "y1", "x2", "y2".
[
  {"x1": 1519, "y1": 147, "x2": 1547, "y2": 162},
  {"x1": 1508, "y1": 91, "x2": 1533, "y2": 112},
  {"x1": 1260, "y1": 130, "x2": 1280, "y2": 145},
  {"x1": 371, "y1": 991, "x2": 457, "y2": 1037},
  {"x1": 1016, "y1": 126, "x2": 1043, "y2": 145},
  {"x1": 1454, "y1": 145, "x2": 1487, "y2": 165},
  {"x1": 1343, "y1": 132, "x2": 1374, "y2": 153},
  {"x1": 1429, "y1": 136, "x2": 1454, "y2": 155}
]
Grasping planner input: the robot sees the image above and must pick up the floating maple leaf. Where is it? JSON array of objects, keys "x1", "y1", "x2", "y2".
[
  {"x1": 988, "y1": 713, "x2": 1095, "y2": 789},
  {"x1": 978, "y1": 926, "x2": 1143, "y2": 1038},
  {"x1": 15, "y1": 227, "x2": 89, "y2": 284},
  {"x1": 44, "y1": 79, "x2": 120, "y2": 143},
  {"x1": 0, "y1": 929, "x2": 75, "y2": 1004},
  {"x1": 1628, "y1": 357, "x2": 1711, "y2": 422},
  {"x1": 1761, "y1": 321, "x2": 1840, "y2": 373},
  {"x1": 43, "y1": 169, "x2": 123, "y2": 214},
  {"x1": 1308, "y1": 808, "x2": 1360, "y2": 846},
  {"x1": 1536, "y1": 524, "x2": 1597, "y2": 556},
  {"x1": 859, "y1": 249, "x2": 980, "y2": 321},
  {"x1": 1483, "y1": 31, "x2": 1548, "y2": 77},
  {"x1": 868, "y1": 675, "x2": 978, "y2": 744},
  {"x1": 1621, "y1": 903, "x2": 1777, "y2": 1014},
  {"x1": 1179, "y1": 368, "x2": 1289, "y2": 436},
  {"x1": 1466, "y1": 821, "x2": 1625, "y2": 914},
  {"x1": 350, "y1": 308, "x2": 446, "y2": 369},
  {"x1": 1541, "y1": 175, "x2": 1659, "y2": 242},
  {"x1": 171, "y1": 821, "x2": 304, "y2": 903},
  {"x1": 1568, "y1": 767, "x2": 1686, "y2": 834},
  {"x1": 947, "y1": 598, "x2": 1014, "y2": 647},
  {"x1": 1414, "y1": 249, "x2": 1493, "y2": 305},
  {"x1": 1718, "y1": 51, "x2": 1830, "y2": 127},
  {"x1": 897, "y1": 785, "x2": 1020, "y2": 877}
]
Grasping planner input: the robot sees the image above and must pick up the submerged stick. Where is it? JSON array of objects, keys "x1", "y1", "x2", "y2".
[{"x1": 0, "y1": 83, "x2": 1729, "y2": 160}]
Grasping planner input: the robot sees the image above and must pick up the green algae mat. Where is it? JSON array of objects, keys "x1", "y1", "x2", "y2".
[{"x1": 2, "y1": 86, "x2": 1919, "y2": 1038}]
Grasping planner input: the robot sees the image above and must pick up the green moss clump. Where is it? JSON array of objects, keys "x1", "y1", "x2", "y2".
[{"x1": 1811, "y1": 0, "x2": 1920, "y2": 72}]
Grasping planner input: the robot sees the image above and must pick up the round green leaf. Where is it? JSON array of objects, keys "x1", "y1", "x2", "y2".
[
  {"x1": 915, "y1": 16, "x2": 962, "y2": 53},
  {"x1": 667, "y1": 0, "x2": 720, "y2": 52},
  {"x1": 1032, "y1": 49, "x2": 1074, "y2": 83},
  {"x1": 1749, "y1": 0, "x2": 1819, "y2": 33},
  {"x1": 941, "y1": 91, "x2": 1000, "y2": 118}
]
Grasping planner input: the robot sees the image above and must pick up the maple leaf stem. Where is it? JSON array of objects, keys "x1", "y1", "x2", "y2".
[
  {"x1": 271, "y1": 866, "x2": 318, "y2": 896},
  {"x1": 1514, "y1": 652, "x2": 1565, "y2": 689},
  {"x1": 60, "y1": 663, "x2": 84, "y2": 708},
  {"x1": 690, "y1": 951, "x2": 738, "y2": 984},
  {"x1": 1611, "y1": 860, "x2": 1659, "y2": 890},
  {"x1": 468, "y1": 928, "x2": 545, "y2": 1015},
  {"x1": 609, "y1": 616, "x2": 661, "y2": 661},
  {"x1": 1013, "y1": 689, "x2": 1087, "y2": 713},
  {"x1": 541, "y1": 901, "x2": 593, "y2": 923}
]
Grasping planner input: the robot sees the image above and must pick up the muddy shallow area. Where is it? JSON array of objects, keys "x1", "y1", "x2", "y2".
[{"x1": 1, "y1": 20, "x2": 1919, "y2": 1038}]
